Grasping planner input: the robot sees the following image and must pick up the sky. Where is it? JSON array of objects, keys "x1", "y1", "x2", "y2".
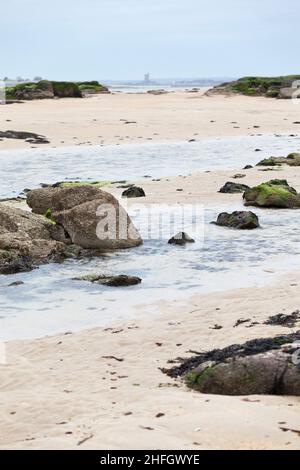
[{"x1": 1, "y1": 0, "x2": 299, "y2": 81}]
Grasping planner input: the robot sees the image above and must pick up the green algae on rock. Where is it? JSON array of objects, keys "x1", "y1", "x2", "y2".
[{"x1": 244, "y1": 180, "x2": 300, "y2": 208}]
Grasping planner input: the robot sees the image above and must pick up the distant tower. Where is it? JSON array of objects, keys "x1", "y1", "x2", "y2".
[{"x1": 144, "y1": 73, "x2": 150, "y2": 84}]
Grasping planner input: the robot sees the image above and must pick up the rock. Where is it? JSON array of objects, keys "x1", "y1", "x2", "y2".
[
  {"x1": 232, "y1": 174, "x2": 246, "y2": 179},
  {"x1": 257, "y1": 153, "x2": 300, "y2": 167},
  {"x1": 212, "y1": 211, "x2": 260, "y2": 229},
  {"x1": 206, "y1": 76, "x2": 300, "y2": 99},
  {"x1": 51, "y1": 81, "x2": 82, "y2": 98},
  {"x1": 164, "y1": 332, "x2": 300, "y2": 396},
  {"x1": 0, "y1": 254, "x2": 33, "y2": 275},
  {"x1": 219, "y1": 182, "x2": 250, "y2": 194},
  {"x1": 8, "y1": 80, "x2": 82, "y2": 101},
  {"x1": 7, "y1": 281, "x2": 24, "y2": 287},
  {"x1": 13, "y1": 81, "x2": 54, "y2": 100},
  {"x1": 168, "y1": 232, "x2": 195, "y2": 245},
  {"x1": 243, "y1": 180, "x2": 300, "y2": 208},
  {"x1": 279, "y1": 87, "x2": 295, "y2": 99},
  {"x1": 147, "y1": 89, "x2": 168, "y2": 95},
  {"x1": 0, "y1": 204, "x2": 66, "y2": 274},
  {"x1": 185, "y1": 350, "x2": 300, "y2": 396},
  {"x1": 27, "y1": 185, "x2": 105, "y2": 214},
  {"x1": 122, "y1": 186, "x2": 146, "y2": 198},
  {"x1": 264, "y1": 311, "x2": 300, "y2": 328},
  {"x1": 0, "y1": 130, "x2": 47, "y2": 141},
  {"x1": 25, "y1": 137, "x2": 50, "y2": 144},
  {"x1": 74, "y1": 274, "x2": 142, "y2": 287},
  {"x1": 14, "y1": 89, "x2": 54, "y2": 100},
  {"x1": 243, "y1": 165, "x2": 253, "y2": 169},
  {"x1": 27, "y1": 186, "x2": 142, "y2": 250}
]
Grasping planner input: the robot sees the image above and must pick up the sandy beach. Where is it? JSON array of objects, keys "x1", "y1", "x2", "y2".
[
  {"x1": 1, "y1": 271, "x2": 300, "y2": 450},
  {"x1": 1, "y1": 90, "x2": 300, "y2": 150},
  {"x1": 1, "y1": 92, "x2": 300, "y2": 450}
]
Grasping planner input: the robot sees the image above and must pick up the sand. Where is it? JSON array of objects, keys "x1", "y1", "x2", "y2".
[
  {"x1": 1, "y1": 92, "x2": 300, "y2": 450},
  {"x1": 1, "y1": 273, "x2": 300, "y2": 450},
  {"x1": 1, "y1": 90, "x2": 300, "y2": 150}
]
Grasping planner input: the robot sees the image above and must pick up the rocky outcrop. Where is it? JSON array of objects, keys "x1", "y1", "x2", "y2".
[
  {"x1": 7, "y1": 80, "x2": 82, "y2": 101},
  {"x1": 122, "y1": 186, "x2": 146, "y2": 198},
  {"x1": 0, "y1": 204, "x2": 66, "y2": 274},
  {"x1": 212, "y1": 211, "x2": 260, "y2": 229},
  {"x1": 256, "y1": 153, "x2": 300, "y2": 167},
  {"x1": 73, "y1": 273, "x2": 142, "y2": 287},
  {"x1": 51, "y1": 81, "x2": 82, "y2": 98},
  {"x1": 243, "y1": 180, "x2": 300, "y2": 208},
  {"x1": 27, "y1": 185, "x2": 142, "y2": 250},
  {"x1": 206, "y1": 75, "x2": 300, "y2": 99},
  {"x1": 78, "y1": 81, "x2": 110, "y2": 95},
  {"x1": 164, "y1": 332, "x2": 300, "y2": 396},
  {"x1": 168, "y1": 232, "x2": 195, "y2": 245},
  {"x1": 219, "y1": 182, "x2": 250, "y2": 194}
]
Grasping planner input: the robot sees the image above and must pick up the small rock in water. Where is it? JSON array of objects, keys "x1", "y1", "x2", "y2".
[
  {"x1": 212, "y1": 211, "x2": 260, "y2": 230},
  {"x1": 168, "y1": 232, "x2": 195, "y2": 246},
  {"x1": 122, "y1": 186, "x2": 146, "y2": 198},
  {"x1": 243, "y1": 165, "x2": 253, "y2": 169},
  {"x1": 7, "y1": 281, "x2": 24, "y2": 287},
  {"x1": 74, "y1": 274, "x2": 142, "y2": 287}
]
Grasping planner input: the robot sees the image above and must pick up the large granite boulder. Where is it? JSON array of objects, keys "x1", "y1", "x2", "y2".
[
  {"x1": 212, "y1": 211, "x2": 260, "y2": 229},
  {"x1": 27, "y1": 185, "x2": 104, "y2": 214},
  {"x1": 0, "y1": 204, "x2": 65, "y2": 274},
  {"x1": 27, "y1": 186, "x2": 142, "y2": 250},
  {"x1": 243, "y1": 180, "x2": 300, "y2": 208}
]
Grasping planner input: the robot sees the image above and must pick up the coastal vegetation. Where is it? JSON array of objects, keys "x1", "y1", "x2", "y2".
[
  {"x1": 5, "y1": 80, "x2": 109, "y2": 100},
  {"x1": 207, "y1": 75, "x2": 300, "y2": 98}
]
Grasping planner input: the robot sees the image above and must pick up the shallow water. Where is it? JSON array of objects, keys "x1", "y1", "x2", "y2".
[
  {"x1": 1, "y1": 203, "x2": 300, "y2": 341},
  {"x1": 0, "y1": 134, "x2": 299, "y2": 198},
  {"x1": 0, "y1": 135, "x2": 300, "y2": 340}
]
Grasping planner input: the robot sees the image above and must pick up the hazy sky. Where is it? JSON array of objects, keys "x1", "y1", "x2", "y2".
[{"x1": 1, "y1": 0, "x2": 299, "y2": 80}]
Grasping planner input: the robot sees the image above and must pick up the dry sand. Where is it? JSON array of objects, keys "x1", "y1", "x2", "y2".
[
  {"x1": 1, "y1": 92, "x2": 300, "y2": 450},
  {"x1": 1, "y1": 90, "x2": 300, "y2": 150}
]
